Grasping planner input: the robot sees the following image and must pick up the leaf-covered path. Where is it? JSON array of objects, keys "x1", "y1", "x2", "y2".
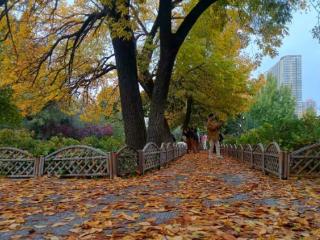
[{"x1": 1, "y1": 153, "x2": 319, "y2": 239}]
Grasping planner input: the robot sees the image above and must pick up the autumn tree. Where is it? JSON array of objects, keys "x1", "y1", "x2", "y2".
[
  {"x1": 0, "y1": 87, "x2": 22, "y2": 128},
  {"x1": 80, "y1": 86, "x2": 121, "y2": 124},
  {"x1": 0, "y1": 0, "x2": 305, "y2": 147},
  {"x1": 166, "y1": 7, "x2": 257, "y2": 129},
  {"x1": 243, "y1": 75, "x2": 296, "y2": 130}
]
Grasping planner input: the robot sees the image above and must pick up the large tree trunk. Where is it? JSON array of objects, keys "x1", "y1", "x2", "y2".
[
  {"x1": 146, "y1": 0, "x2": 217, "y2": 145},
  {"x1": 147, "y1": 49, "x2": 177, "y2": 145},
  {"x1": 183, "y1": 96, "x2": 193, "y2": 129},
  {"x1": 108, "y1": 0, "x2": 146, "y2": 150},
  {"x1": 112, "y1": 37, "x2": 147, "y2": 149}
]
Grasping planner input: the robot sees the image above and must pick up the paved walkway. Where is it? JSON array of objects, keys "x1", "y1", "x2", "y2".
[{"x1": 0, "y1": 152, "x2": 319, "y2": 239}]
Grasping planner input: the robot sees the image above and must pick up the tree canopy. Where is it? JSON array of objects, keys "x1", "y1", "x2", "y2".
[
  {"x1": 0, "y1": 0, "x2": 306, "y2": 147},
  {"x1": 244, "y1": 75, "x2": 296, "y2": 130},
  {"x1": 166, "y1": 6, "x2": 259, "y2": 129},
  {"x1": 0, "y1": 87, "x2": 22, "y2": 128}
]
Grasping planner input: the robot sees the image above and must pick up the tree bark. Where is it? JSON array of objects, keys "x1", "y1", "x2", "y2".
[
  {"x1": 110, "y1": 1, "x2": 146, "y2": 149},
  {"x1": 146, "y1": 0, "x2": 217, "y2": 145},
  {"x1": 183, "y1": 96, "x2": 193, "y2": 129},
  {"x1": 147, "y1": 49, "x2": 177, "y2": 145},
  {"x1": 111, "y1": 37, "x2": 147, "y2": 149},
  {"x1": 112, "y1": 37, "x2": 147, "y2": 149}
]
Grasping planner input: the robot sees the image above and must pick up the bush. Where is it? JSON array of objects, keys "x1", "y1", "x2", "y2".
[
  {"x1": 0, "y1": 128, "x2": 124, "y2": 156},
  {"x1": 81, "y1": 136, "x2": 123, "y2": 152},
  {"x1": 230, "y1": 113, "x2": 320, "y2": 151},
  {"x1": 0, "y1": 129, "x2": 37, "y2": 151}
]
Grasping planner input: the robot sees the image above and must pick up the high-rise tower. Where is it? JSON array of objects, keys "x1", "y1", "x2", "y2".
[{"x1": 266, "y1": 55, "x2": 302, "y2": 116}]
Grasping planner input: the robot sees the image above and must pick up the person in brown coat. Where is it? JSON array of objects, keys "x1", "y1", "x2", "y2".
[{"x1": 207, "y1": 113, "x2": 223, "y2": 159}]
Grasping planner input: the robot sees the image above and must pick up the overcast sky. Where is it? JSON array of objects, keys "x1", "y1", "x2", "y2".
[{"x1": 253, "y1": 8, "x2": 320, "y2": 112}]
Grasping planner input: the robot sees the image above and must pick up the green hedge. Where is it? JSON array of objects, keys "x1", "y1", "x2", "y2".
[{"x1": 0, "y1": 128, "x2": 124, "y2": 156}]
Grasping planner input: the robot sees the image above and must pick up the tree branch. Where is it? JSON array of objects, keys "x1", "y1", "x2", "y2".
[
  {"x1": 174, "y1": 0, "x2": 218, "y2": 48},
  {"x1": 159, "y1": 0, "x2": 172, "y2": 44}
]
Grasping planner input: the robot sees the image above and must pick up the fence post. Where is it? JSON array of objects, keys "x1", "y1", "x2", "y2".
[
  {"x1": 108, "y1": 152, "x2": 115, "y2": 179},
  {"x1": 158, "y1": 147, "x2": 161, "y2": 170},
  {"x1": 111, "y1": 152, "x2": 117, "y2": 178},
  {"x1": 38, "y1": 156, "x2": 44, "y2": 177},
  {"x1": 262, "y1": 148, "x2": 265, "y2": 174},
  {"x1": 283, "y1": 151, "x2": 289, "y2": 180},
  {"x1": 138, "y1": 150, "x2": 145, "y2": 175},
  {"x1": 250, "y1": 147, "x2": 254, "y2": 168},
  {"x1": 240, "y1": 147, "x2": 244, "y2": 162},
  {"x1": 34, "y1": 158, "x2": 39, "y2": 177},
  {"x1": 166, "y1": 148, "x2": 169, "y2": 164},
  {"x1": 279, "y1": 151, "x2": 283, "y2": 180}
]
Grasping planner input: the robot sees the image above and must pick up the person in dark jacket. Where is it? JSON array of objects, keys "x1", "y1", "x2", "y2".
[{"x1": 182, "y1": 127, "x2": 192, "y2": 153}]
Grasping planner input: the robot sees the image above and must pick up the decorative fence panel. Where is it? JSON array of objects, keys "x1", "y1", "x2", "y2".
[
  {"x1": 225, "y1": 144, "x2": 230, "y2": 157},
  {"x1": 290, "y1": 143, "x2": 320, "y2": 177},
  {"x1": 178, "y1": 142, "x2": 187, "y2": 156},
  {"x1": 142, "y1": 143, "x2": 161, "y2": 173},
  {"x1": 0, "y1": 147, "x2": 37, "y2": 178},
  {"x1": 229, "y1": 145, "x2": 234, "y2": 158},
  {"x1": 166, "y1": 143, "x2": 174, "y2": 162},
  {"x1": 234, "y1": 145, "x2": 238, "y2": 160},
  {"x1": 232, "y1": 144, "x2": 238, "y2": 159},
  {"x1": 43, "y1": 145, "x2": 111, "y2": 178},
  {"x1": 177, "y1": 144, "x2": 181, "y2": 157},
  {"x1": 160, "y1": 143, "x2": 168, "y2": 166},
  {"x1": 173, "y1": 143, "x2": 179, "y2": 159},
  {"x1": 116, "y1": 146, "x2": 139, "y2": 177},
  {"x1": 221, "y1": 144, "x2": 225, "y2": 156},
  {"x1": 252, "y1": 144, "x2": 264, "y2": 170},
  {"x1": 229, "y1": 144, "x2": 234, "y2": 157},
  {"x1": 221, "y1": 142, "x2": 290, "y2": 179},
  {"x1": 0, "y1": 140, "x2": 189, "y2": 179},
  {"x1": 264, "y1": 143, "x2": 282, "y2": 178},
  {"x1": 236, "y1": 145, "x2": 243, "y2": 161},
  {"x1": 243, "y1": 144, "x2": 253, "y2": 163}
]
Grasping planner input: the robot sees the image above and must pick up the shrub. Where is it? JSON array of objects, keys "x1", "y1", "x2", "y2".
[
  {"x1": 0, "y1": 128, "x2": 123, "y2": 156},
  {"x1": 0, "y1": 129, "x2": 37, "y2": 151},
  {"x1": 81, "y1": 136, "x2": 123, "y2": 152},
  {"x1": 231, "y1": 114, "x2": 320, "y2": 151}
]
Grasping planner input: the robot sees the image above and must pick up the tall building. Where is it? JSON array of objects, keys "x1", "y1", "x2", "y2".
[
  {"x1": 266, "y1": 55, "x2": 302, "y2": 116},
  {"x1": 303, "y1": 99, "x2": 317, "y2": 114}
]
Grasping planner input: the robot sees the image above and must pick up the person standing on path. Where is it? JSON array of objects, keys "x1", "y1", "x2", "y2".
[
  {"x1": 201, "y1": 134, "x2": 208, "y2": 150},
  {"x1": 207, "y1": 113, "x2": 223, "y2": 159},
  {"x1": 192, "y1": 127, "x2": 200, "y2": 153}
]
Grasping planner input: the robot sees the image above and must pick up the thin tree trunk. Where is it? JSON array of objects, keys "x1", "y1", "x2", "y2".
[{"x1": 183, "y1": 96, "x2": 193, "y2": 129}]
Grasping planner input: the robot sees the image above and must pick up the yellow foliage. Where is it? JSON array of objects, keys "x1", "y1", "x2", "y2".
[
  {"x1": 0, "y1": 2, "x2": 115, "y2": 116},
  {"x1": 168, "y1": 6, "x2": 259, "y2": 126},
  {"x1": 80, "y1": 86, "x2": 120, "y2": 123}
]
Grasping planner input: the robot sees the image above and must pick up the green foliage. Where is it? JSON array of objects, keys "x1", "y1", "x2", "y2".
[
  {"x1": 223, "y1": 115, "x2": 246, "y2": 137},
  {"x1": 0, "y1": 128, "x2": 37, "y2": 150},
  {"x1": 23, "y1": 102, "x2": 82, "y2": 139},
  {"x1": 225, "y1": 78, "x2": 320, "y2": 150},
  {"x1": 0, "y1": 88, "x2": 22, "y2": 128},
  {"x1": 81, "y1": 136, "x2": 123, "y2": 152},
  {"x1": 0, "y1": 128, "x2": 124, "y2": 156},
  {"x1": 243, "y1": 76, "x2": 296, "y2": 130},
  {"x1": 235, "y1": 114, "x2": 320, "y2": 150}
]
